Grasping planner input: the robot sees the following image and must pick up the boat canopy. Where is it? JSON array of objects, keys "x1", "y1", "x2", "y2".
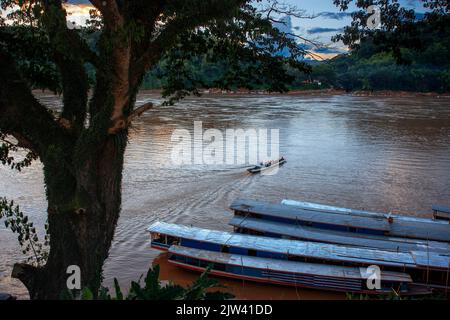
[
  {"x1": 282, "y1": 199, "x2": 449, "y2": 224},
  {"x1": 148, "y1": 221, "x2": 450, "y2": 270},
  {"x1": 432, "y1": 204, "x2": 450, "y2": 214},
  {"x1": 229, "y1": 216, "x2": 450, "y2": 254},
  {"x1": 432, "y1": 204, "x2": 450, "y2": 220}
]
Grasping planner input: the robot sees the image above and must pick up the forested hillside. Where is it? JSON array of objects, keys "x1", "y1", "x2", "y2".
[{"x1": 141, "y1": 12, "x2": 450, "y2": 93}]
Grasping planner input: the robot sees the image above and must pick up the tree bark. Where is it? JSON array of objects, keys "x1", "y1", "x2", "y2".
[
  {"x1": 12, "y1": 133, "x2": 126, "y2": 299},
  {"x1": 2, "y1": 19, "x2": 134, "y2": 298}
]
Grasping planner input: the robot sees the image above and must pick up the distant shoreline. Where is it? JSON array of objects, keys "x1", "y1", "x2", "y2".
[
  {"x1": 138, "y1": 88, "x2": 450, "y2": 98},
  {"x1": 33, "y1": 88, "x2": 450, "y2": 98}
]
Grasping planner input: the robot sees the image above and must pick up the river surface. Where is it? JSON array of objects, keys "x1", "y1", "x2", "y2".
[{"x1": 1, "y1": 93, "x2": 450, "y2": 299}]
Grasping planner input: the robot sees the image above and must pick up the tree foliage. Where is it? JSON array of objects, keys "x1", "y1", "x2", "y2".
[
  {"x1": 0, "y1": 197, "x2": 49, "y2": 266},
  {"x1": 332, "y1": 0, "x2": 449, "y2": 63},
  {"x1": 285, "y1": 0, "x2": 450, "y2": 93},
  {"x1": 309, "y1": 36, "x2": 450, "y2": 93}
]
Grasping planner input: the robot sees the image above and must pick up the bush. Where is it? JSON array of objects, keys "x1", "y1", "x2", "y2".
[{"x1": 62, "y1": 265, "x2": 234, "y2": 300}]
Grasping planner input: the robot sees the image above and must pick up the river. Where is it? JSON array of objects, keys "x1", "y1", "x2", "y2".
[{"x1": 1, "y1": 92, "x2": 449, "y2": 299}]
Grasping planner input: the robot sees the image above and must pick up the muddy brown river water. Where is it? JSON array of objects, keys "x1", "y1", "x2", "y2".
[{"x1": 1, "y1": 93, "x2": 449, "y2": 299}]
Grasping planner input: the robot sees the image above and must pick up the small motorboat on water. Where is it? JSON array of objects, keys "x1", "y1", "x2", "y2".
[{"x1": 247, "y1": 157, "x2": 286, "y2": 174}]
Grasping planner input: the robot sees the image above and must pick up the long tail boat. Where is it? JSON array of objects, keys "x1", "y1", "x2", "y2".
[
  {"x1": 167, "y1": 245, "x2": 424, "y2": 295},
  {"x1": 247, "y1": 157, "x2": 286, "y2": 174},
  {"x1": 148, "y1": 221, "x2": 450, "y2": 291},
  {"x1": 229, "y1": 215, "x2": 450, "y2": 254},
  {"x1": 230, "y1": 199, "x2": 450, "y2": 242}
]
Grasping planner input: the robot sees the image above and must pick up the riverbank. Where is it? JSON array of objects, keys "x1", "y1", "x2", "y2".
[
  {"x1": 33, "y1": 88, "x2": 450, "y2": 99},
  {"x1": 138, "y1": 88, "x2": 450, "y2": 98}
]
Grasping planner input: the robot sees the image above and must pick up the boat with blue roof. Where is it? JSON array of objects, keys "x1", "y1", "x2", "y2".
[{"x1": 148, "y1": 221, "x2": 449, "y2": 292}]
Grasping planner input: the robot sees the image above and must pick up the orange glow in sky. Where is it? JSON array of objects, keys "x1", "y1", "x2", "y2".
[{"x1": 64, "y1": 3, "x2": 94, "y2": 19}]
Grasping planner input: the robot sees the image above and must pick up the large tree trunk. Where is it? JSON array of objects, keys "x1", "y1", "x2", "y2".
[
  {"x1": 2, "y1": 39, "x2": 134, "y2": 299},
  {"x1": 12, "y1": 134, "x2": 127, "y2": 299}
]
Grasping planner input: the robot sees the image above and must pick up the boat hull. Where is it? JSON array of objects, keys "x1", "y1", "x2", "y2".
[
  {"x1": 151, "y1": 242, "x2": 171, "y2": 251},
  {"x1": 167, "y1": 245, "x2": 424, "y2": 296}
]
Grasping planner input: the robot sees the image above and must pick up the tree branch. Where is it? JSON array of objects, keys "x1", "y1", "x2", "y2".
[
  {"x1": 40, "y1": 0, "x2": 96, "y2": 134},
  {"x1": 128, "y1": 102, "x2": 155, "y2": 121},
  {"x1": 108, "y1": 102, "x2": 155, "y2": 134},
  {"x1": 9, "y1": 131, "x2": 39, "y2": 154},
  {"x1": 263, "y1": 0, "x2": 318, "y2": 20},
  {"x1": 0, "y1": 49, "x2": 70, "y2": 157},
  {"x1": 88, "y1": 1, "x2": 132, "y2": 125},
  {"x1": 134, "y1": 0, "x2": 247, "y2": 74},
  {"x1": 89, "y1": 0, "x2": 124, "y2": 29}
]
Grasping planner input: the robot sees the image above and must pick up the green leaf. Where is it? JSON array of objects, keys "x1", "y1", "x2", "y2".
[
  {"x1": 113, "y1": 278, "x2": 123, "y2": 300},
  {"x1": 81, "y1": 287, "x2": 94, "y2": 300}
]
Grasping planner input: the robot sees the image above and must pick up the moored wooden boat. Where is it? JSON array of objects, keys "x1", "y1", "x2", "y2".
[
  {"x1": 432, "y1": 204, "x2": 450, "y2": 221},
  {"x1": 230, "y1": 199, "x2": 450, "y2": 242},
  {"x1": 229, "y1": 215, "x2": 450, "y2": 254},
  {"x1": 168, "y1": 245, "x2": 423, "y2": 295},
  {"x1": 148, "y1": 221, "x2": 450, "y2": 291}
]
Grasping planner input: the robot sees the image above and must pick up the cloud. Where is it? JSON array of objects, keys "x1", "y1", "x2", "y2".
[
  {"x1": 307, "y1": 27, "x2": 343, "y2": 34},
  {"x1": 313, "y1": 46, "x2": 346, "y2": 54},
  {"x1": 318, "y1": 12, "x2": 352, "y2": 20},
  {"x1": 65, "y1": 4, "x2": 93, "y2": 17}
]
